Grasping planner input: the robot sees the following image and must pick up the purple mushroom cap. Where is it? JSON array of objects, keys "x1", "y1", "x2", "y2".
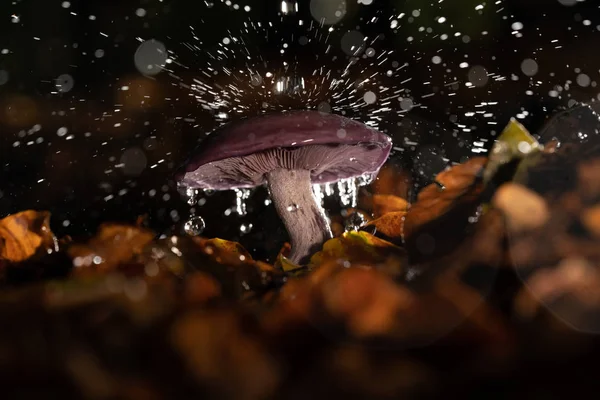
[{"x1": 178, "y1": 110, "x2": 392, "y2": 190}]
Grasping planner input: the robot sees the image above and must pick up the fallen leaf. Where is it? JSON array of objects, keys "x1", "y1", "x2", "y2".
[
  {"x1": 309, "y1": 230, "x2": 406, "y2": 272},
  {"x1": 362, "y1": 212, "x2": 407, "y2": 244},
  {"x1": 371, "y1": 195, "x2": 409, "y2": 218},
  {"x1": 67, "y1": 224, "x2": 155, "y2": 275},
  {"x1": 141, "y1": 236, "x2": 282, "y2": 300},
  {"x1": 370, "y1": 164, "x2": 412, "y2": 198},
  {"x1": 492, "y1": 183, "x2": 550, "y2": 234},
  {"x1": 0, "y1": 210, "x2": 58, "y2": 262},
  {"x1": 196, "y1": 237, "x2": 253, "y2": 265},
  {"x1": 404, "y1": 157, "x2": 487, "y2": 236},
  {"x1": 401, "y1": 157, "x2": 487, "y2": 262},
  {"x1": 170, "y1": 310, "x2": 280, "y2": 400},
  {"x1": 484, "y1": 118, "x2": 542, "y2": 185}
]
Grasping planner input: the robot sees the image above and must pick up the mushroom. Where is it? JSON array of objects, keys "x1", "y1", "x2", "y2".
[{"x1": 177, "y1": 110, "x2": 392, "y2": 265}]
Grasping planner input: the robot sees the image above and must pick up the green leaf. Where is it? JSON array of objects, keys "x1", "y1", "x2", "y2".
[{"x1": 483, "y1": 118, "x2": 543, "y2": 185}]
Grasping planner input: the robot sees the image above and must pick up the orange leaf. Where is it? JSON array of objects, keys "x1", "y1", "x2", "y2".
[
  {"x1": 67, "y1": 224, "x2": 155, "y2": 274},
  {"x1": 362, "y1": 211, "x2": 407, "y2": 245},
  {"x1": 371, "y1": 194, "x2": 409, "y2": 218},
  {"x1": 309, "y1": 230, "x2": 406, "y2": 272},
  {"x1": 0, "y1": 210, "x2": 57, "y2": 262},
  {"x1": 402, "y1": 157, "x2": 487, "y2": 262}
]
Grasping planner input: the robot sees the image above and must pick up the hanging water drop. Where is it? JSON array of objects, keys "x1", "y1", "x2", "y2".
[
  {"x1": 356, "y1": 172, "x2": 376, "y2": 187},
  {"x1": 337, "y1": 178, "x2": 358, "y2": 208},
  {"x1": 312, "y1": 184, "x2": 325, "y2": 206},
  {"x1": 337, "y1": 180, "x2": 349, "y2": 207},
  {"x1": 344, "y1": 212, "x2": 368, "y2": 232},
  {"x1": 186, "y1": 187, "x2": 199, "y2": 206},
  {"x1": 348, "y1": 178, "x2": 358, "y2": 208},
  {"x1": 324, "y1": 182, "x2": 334, "y2": 197},
  {"x1": 184, "y1": 215, "x2": 206, "y2": 236},
  {"x1": 234, "y1": 188, "x2": 252, "y2": 215}
]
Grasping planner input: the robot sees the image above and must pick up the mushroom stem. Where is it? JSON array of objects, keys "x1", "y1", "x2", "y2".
[{"x1": 266, "y1": 168, "x2": 333, "y2": 265}]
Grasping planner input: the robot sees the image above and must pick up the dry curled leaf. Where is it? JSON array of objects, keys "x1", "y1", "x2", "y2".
[{"x1": 0, "y1": 210, "x2": 58, "y2": 262}]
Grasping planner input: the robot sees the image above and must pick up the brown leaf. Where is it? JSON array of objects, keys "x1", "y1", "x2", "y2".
[
  {"x1": 67, "y1": 224, "x2": 155, "y2": 275},
  {"x1": 492, "y1": 183, "x2": 549, "y2": 234},
  {"x1": 370, "y1": 164, "x2": 412, "y2": 198},
  {"x1": 321, "y1": 267, "x2": 416, "y2": 337},
  {"x1": 362, "y1": 212, "x2": 407, "y2": 245},
  {"x1": 170, "y1": 310, "x2": 280, "y2": 400},
  {"x1": 403, "y1": 157, "x2": 487, "y2": 262},
  {"x1": 371, "y1": 195, "x2": 409, "y2": 218},
  {"x1": 0, "y1": 210, "x2": 58, "y2": 262},
  {"x1": 141, "y1": 236, "x2": 281, "y2": 300},
  {"x1": 195, "y1": 237, "x2": 253, "y2": 265},
  {"x1": 309, "y1": 231, "x2": 406, "y2": 274}
]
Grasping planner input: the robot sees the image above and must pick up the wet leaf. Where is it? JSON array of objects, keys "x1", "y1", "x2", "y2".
[
  {"x1": 309, "y1": 230, "x2": 406, "y2": 271},
  {"x1": 483, "y1": 118, "x2": 542, "y2": 185},
  {"x1": 170, "y1": 310, "x2": 280, "y2": 400},
  {"x1": 141, "y1": 236, "x2": 282, "y2": 300},
  {"x1": 67, "y1": 224, "x2": 155, "y2": 275},
  {"x1": 361, "y1": 212, "x2": 407, "y2": 245},
  {"x1": 0, "y1": 210, "x2": 58, "y2": 263},
  {"x1": 400, "y1": 157, "x2": 487, "y2": 262},
  {"x1": 371, "y1": 194, "x2": 409, "y2": 218},
  {"x1": 272, "y1": 242, "x2": 303, "y2": 273},
  {"x1": 196, "y1": 237, "x2": 253, "y2": 265},
  {"x1": 370, "y1": 164, "x2": 412, "y2": 199},
  {"x1": 406, "y1": 157, "x2": 487, "y2": 230}
]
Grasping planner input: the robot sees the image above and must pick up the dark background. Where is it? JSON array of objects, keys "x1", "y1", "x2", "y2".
[{"x1": 1, "y1": 0, "x2": 599, "y2": 260}]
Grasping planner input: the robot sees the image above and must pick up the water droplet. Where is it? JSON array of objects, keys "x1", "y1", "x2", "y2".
[
  {"x1": 309, "y1": 0, "x2": 347, "y2": 25},
  {"x1": 341, "y1": 30, "x2": 365, "y2": 56},
  {"x1": 134, "y1": 39, "x2": 168, "y2": 76},
  {"x1": 239, "y1": 223, "x2": 253, "y2": 234},
  {"x1": 345, "y1": 212, "x2": 367, "y2": 232},
  {"x1": 120, "y1": 147, "x2": 147, "y2": 177},
  {"x1": 55, "y1": 74, "x2": 74, "y2": 93},
  {"x1": 337, "y1": 178, "x2": 358, "y2": 207},
  {"x1": 234, "y1": 188, "x2": 252, "y2": 216},
  {"x1": 286, "y1": 203, "x2": 300, "y2": 212},
  {"x1": 312, "y1": 184, "x2": 324, "y2": 205},
  {"x1": 521, "y1": 59, "x2": 539, "y2": 76},
  {"x1": 184, "y1": 216, "x2": 206, "y2": 236},
  {"x1": 467, "y1": 66, "x2": 489, "y2": 87},
  {"x1": 0, "y1": 70, "x2": 9, "y2": 86},
  {"x1": 185, "y1": 188, "x2": 199, "y2": 206}
]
